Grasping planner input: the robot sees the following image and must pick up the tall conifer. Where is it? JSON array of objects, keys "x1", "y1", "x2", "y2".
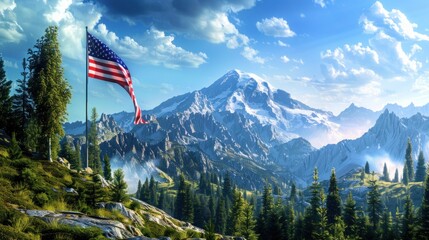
[
  {"x1": 415, "y1": 150, "x2": 426, "y2": 182},
  {"x1": 327, "y1": 168, "x2": 341, "y2": 225},
  {"x1": 27, "y1": 26, "x2": 71, "y2": 159}
]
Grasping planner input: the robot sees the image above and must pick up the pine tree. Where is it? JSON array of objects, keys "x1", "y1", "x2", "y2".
[
  {"x1": 361, "y1": 168, "x2": 365, "y2": 183},
  {"x1": 382, "y1": 162, "x2": 390, "y2": 182},
  {"x1": 27, "y1": 26, "x2": 72, "y2": 159},
  {"x1": 289, "y1": 182, "x2": 297, "y2": 203},
  {"x1": 367, "y1": 176, "x2": 382, "y2": 236},
  {"x1": 183, "y1": 184, "x2": 194, "y2": 222},
  {"x1": 228, "y1": 190, "x2": 244, "y2": 235},
  {"x1": 402, "y1": 195, "x2": 415, "y2": 240},
  {"x1": 331, "y1": 217, "x2": 346, "y2": 240},
  {"x1": 222, "y1": 172, "x2": 233, "y2": 202},
  {"x1": 365, "y1": 161, "x2": 370, "y2": 174},
  {"x1": 267, "y1": 199, "x2": 283, "y2": 240},
  {"x1": 59, "y1": 141, "x2": 78, "y2": 169},
  {"x1": 208, "y1": 195, "x2": 215, "y2": 222},
  {"x1": 204, "y1": 219, "x2": 216, "y2": 240},
  {"x1": 327, "y1": 168, "x2": 341, "y2": 225},
  {"x1": 393, "y1": 208, "x2": 401, "y2": 240},
  {"x1": 149, "y1": 175, "x2": 158, "y2": 206},
  {"x1": 103, "y1": 154, "x2": 112, "y2": 181},
  {"x1": 215, "y1": 198, "x2": 227, "y2": 234},
  {"x1": 157, "y1": 189, "x2": 166, "y2": 210},
  {"x1": 404, "y1": 138, "x2": 414, "y2": 182},
  {"x1": 418, "y1": 170, "x2": 429, "y2": 238},
  {"x1": 175, "y1": 174, "x2": 193, "y2": 222},
  {"x1": 136, "y1": 180, "x2": 141, "y2": 199},
  {"x1": 393, "y1": 168, "x2": 399, "y2": 183},
  {"x1": 88, "y1": 108, "x2": 101, "y2": 172},
  {"x1": 240, "y1": 202, "x2": 258, "y2": 240},
  {"x1": 314, "y1": 190, "x2": 330, "y2": 240},
  {"x1": 257, "y1": 183, "x2": 274, "y2": 238},
  {"x1": 0, "y1": 56, "x2": 12, "y2": 131},
  {"x1": 74, "y1": 144, "x2": 81, "y2": 170},
  {"x1": 303, "y1": 168, "x2": 322, "y2": 240},
  {"x1": 283, "y1": 203, "x2": 295, "y2": 240},
  {"x1": 403, "y1": 164, "x2": 409, "y2": 185},
  {"x1": 140, "y1": 178, "x2": 150, "y2": 202},
  {"x1": 87, "y1": 173, "x2": 106, "y2": 207},
  {"x1": 11, "y1": 58, "x2": 33, "y2": 141},
  {"x1": 343, "y1": 191, "x2": 357, "y2": 238},
  {"x1": 8, "y1": 132, "x2": 22, "y2": 160},
  {"x1": 415, "y1": 150, "x2": 426, "y2": 182},
  {"x1": 380, "y1": 208, "x2": 393, "y2": 240},
  {"x1": 111, "y1": 169, "x2": 128, "y2": 202}
]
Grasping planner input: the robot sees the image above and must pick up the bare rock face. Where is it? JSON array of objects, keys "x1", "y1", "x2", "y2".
[
  {"x1": 96, "y1": 202, "x2": 144, "y2": 227},
  {"x1": 22, "y1": 209, "x2": 135, "y2": 239}
]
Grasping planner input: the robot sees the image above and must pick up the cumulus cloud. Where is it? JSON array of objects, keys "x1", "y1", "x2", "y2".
[
  {"x1": 277, "y1": 40, "x2": 289, "y2": 47},
  {"x1": 93, "y1": 0, "x2": 255, "y2": 44},
  {"x1": 314, "y1": 0, "x2": 333, "y2": 8},
  {"x1": 92, "y1": 0, "x2": 263, "y2": 63},
  {"x1": 241, "y1": 46, "x2": 265, "y2": 64},
  {"x1": 256, "y1": 17, "x2": 295, "y2": 38},
  {"x1": 93, "y1": 24, "x2": 207, "y2": 69},
  {"x1": 412, "y1": 71, "x2": 429, "y2": 94},
  {"x1": 0, "y1": 0, "x2": 24, "y2": 44},
  {"x1": 280, "y1": 55, "x2": 290, "y2": 63},
  {"x1": 369, "y1": 32, "x2": 422, "y2": 73},
  {"x1": 360, "y1": 1, "x2": 429, "y2": 41}
]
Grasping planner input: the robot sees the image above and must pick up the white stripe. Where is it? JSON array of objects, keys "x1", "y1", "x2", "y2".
[
  {"x1": 88, "y1": 70, "x2": 128, "y2": 83},
  {"x1": 89, "y1": 62, "x2": 123, "y2": 75}
]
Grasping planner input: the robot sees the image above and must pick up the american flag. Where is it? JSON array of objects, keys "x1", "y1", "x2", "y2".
[{"x1": 87, "y1": 32, "x2": 147, "y2": 124}]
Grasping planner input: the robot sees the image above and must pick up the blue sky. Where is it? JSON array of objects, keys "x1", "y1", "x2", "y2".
[{"x1": 1, "y1": 0, "x2": 429, "y2": 122}]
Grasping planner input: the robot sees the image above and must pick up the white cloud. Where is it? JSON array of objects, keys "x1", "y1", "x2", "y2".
[
  {"x1": 94, "y1": 24, "x2": 207, "y2": 69},
  {"x1": 360, "y1": 1, "x2": 429, "y2": 41},
  {"x1": 280, "y1": 55, "x2": 290, "y2": 63},
  {"x1": 256, "y1": 17, "x2": 295, "y2": 38},
  {"x1": 0, "y1": 0, "x2": 24, "y2": 44},
  {"x1": 241, "y1": 46, "x2": 265, "y2": 64},
  {"x1": 93, "y1": 0, "x2": 255, "y2": 50},
  {"x1": 3, "y1": 58, "x2": 18, "y2": 69},
  {"x1": 314, "y1": 0, "x2": 333, "y2": 8},
  {"x1": 0, "y1": 0, "x2": 16, "y2": 16},
  {"x1": 410, "y1": 44, "x2": 422, "y2": 57},
  {"x1": 292, "y1": 58, "x2": 304, "y2": 65},
  {"x1": 369, "y1": 32, "x2": 422, "y2": 73},
  {"x1": 412, "y1": 71, "x2": 429, "y2": 94},
  {"x1": 277, "y1": 40, "x2": 289, "y2": 47},
  {"x1": 300, "y1": 13, "x2": 306, "y2": 18}
]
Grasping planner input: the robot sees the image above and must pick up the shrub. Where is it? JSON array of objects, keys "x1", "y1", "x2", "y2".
[
  {"x1": 129, "y1": 200, "x2": 140, "y2": 211},
  {"x1": 11, "y1": 214, "x2": 31, "y2": 232},
  {"x1": 0, "y1": 224, "x2": 36, "y2": 240},
  {"x1": 34, "y1": 193, "x2": 49, "y2": 207},
  {"x1": 41, "y1": 225, "x2": 107, "y2": 240},
  {"x1": 43, "y1": 198, "x2": 68, "y2": 211},
  {"x1": 8, "y1": 132, "x2": 22, "y2": 160}
]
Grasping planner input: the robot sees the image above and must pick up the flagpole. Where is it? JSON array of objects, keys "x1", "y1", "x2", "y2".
[{"x1": 85, "y1": 26, "x2": 89, "y2": 170}]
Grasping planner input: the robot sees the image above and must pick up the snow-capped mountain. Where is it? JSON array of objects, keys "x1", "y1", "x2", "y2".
[
  {"x1": 298, "y1": 110, "x2": 429, "y2": 183},
  {"x1": 146, "y1": 69, "x2": 340, "y2": 149}
]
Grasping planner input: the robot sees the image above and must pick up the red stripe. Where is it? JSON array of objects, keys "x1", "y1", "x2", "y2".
[
  {"x1": 87, "y1": 55, "x2": 147, "y2": 125},
  {"x1": 88, "y1": 73, "x2": 128, "y2": 87},
  {"x1": 88, "y1": 66, "x2": 126, "y2": 79}
]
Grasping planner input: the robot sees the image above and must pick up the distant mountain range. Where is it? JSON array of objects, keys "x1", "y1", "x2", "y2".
[{"x1": 64, "y1": 70, "x2": 429, "y2": 188}]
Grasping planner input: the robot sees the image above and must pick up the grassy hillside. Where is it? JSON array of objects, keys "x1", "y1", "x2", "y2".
[{"x1": 0, "y1": 137, "x2": 206, "y2": 240}]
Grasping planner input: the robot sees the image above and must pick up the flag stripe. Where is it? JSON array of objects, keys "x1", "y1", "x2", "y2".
[
  {"x1": 88, "y1": 72, "x2": 128, "y2": 87},
  {"x1": 87, "y1": 32, "x2": 147, "y2": 124}
]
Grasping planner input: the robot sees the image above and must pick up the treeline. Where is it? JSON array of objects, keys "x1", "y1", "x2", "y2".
[
  {"x1": 133, "y1": 137, "x2": 429, "y2": 240},
  {"x1": 364, "y1": 138, "x2": 427, "y2": 185}
]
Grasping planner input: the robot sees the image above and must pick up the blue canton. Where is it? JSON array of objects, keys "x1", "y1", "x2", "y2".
[{"x1": 87, "y1": 33, "x2": 128, "y2": 70}]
